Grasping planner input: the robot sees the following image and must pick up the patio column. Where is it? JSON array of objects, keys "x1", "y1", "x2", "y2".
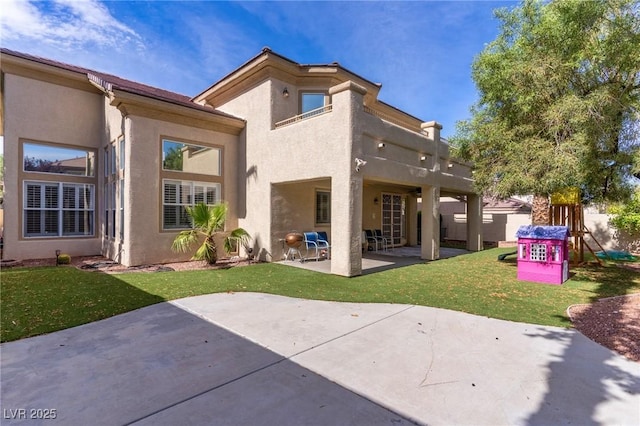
[
  {"x1": 421, "y1": 185, "x2": 440, "y2": 260},
  {"x1": 328, "y1": 80, "x2": 367, "y2": 277},
  {"x1": 466, "y1": 193, "x2": 483, "y2": 251},
  {"x1": 407, "y1": 195, "x2": 419, "y2": 246},
  {"x1": 331, "y1": 176, "x2": 363, "y2": 276}
]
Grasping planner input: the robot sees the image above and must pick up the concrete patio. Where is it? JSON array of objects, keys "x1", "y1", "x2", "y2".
[
  {"x1": 2, "y1": 292, "x2": 638, "y2": 425},
  {"x1": 277, "y1": 246, "x2": 470, "y2": 275}
]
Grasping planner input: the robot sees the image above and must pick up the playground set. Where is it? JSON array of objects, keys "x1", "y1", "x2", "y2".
[
  {"x1": 502, "y1": 188, "x2": 610, "y2": 285},
  {"x1": 548, "y1": 188, "x2": 608, "y2": 266}
]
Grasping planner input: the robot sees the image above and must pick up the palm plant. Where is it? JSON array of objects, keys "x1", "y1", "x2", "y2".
[{"x1": 171, "y1": 203, "x2": 250, "y2": 264}]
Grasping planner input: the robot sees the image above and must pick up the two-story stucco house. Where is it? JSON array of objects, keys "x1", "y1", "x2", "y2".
[{"x1": 0, "y1": 47, "x2": 482, "y2": 276}]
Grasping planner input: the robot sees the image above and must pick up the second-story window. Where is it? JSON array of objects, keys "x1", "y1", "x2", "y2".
[
  {"x1": 160, "y1": 138, "x2": 223, "y2": 231},
  {"x1": 301, "y1": 92, "x2": 327, "y2": 114}
]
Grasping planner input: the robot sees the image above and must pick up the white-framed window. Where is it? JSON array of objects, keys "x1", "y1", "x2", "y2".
[
  {"x1": 104, "y1": 181, "x2": 110, "y2": 237},
  {"x1": 119, "y1": 138, "x2": 125, "y2": 171},
  {"x1": 104, "y1": 140, "x2": 124, "y2": 240},
  {"x1": 301, "y1": 92, "x2": 328, "y2": 114},
  {"x1": 163, "y1": 179, "x2": 221, "y2": 229},
  {"x1": 120, "y1": 179, "x2": 125, "y2": 240},
  {"x1": 530, "y1": 243, "x2": 547, "y2": 262},
  {"x1": 315, "y1": 190, "x2": 331, "y2": 224},
  {"x1": 24, "y1": 181, "x2": 94, "y2": 237},
  {"x1": 118, "y1": 137, "x2": 125, "y2": 240},
  {"x1": 110, "y1": 142, "x2": 116, "y2": 175},
  {"x1": 110, "y1": 181, "x2": 116, "y2": 238}
]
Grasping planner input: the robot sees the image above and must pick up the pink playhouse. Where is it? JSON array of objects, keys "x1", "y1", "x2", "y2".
[{"x1": 515, "y1": 225, "x2": 570, "y2": 285}]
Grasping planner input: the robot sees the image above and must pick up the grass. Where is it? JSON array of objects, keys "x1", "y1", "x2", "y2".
[{"x1": 2, "y1": 248, "x2": 639, "y2": 343}]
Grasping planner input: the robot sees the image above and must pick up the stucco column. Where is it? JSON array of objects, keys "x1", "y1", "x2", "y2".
[
  {"x1": 328, "y1": 81, "x2": 367, "y2": 277},
  {"x1": 421, "y1": 121, "x2": 443, "y2": 172},
  {"x1": 421, "y1": 185, "x2": 440, "y2": 260},
  {"x1": 466, "y1": 193, "x2": 483, "y2": 251},
  {"x1": 330, "y1": 176, "x2": 363, "y2": 276},
  {"x1": 407, "y1": 195, "x2": 418, "y2": 246}
]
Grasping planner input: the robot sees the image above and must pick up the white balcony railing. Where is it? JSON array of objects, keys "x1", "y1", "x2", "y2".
[{"x1": 275, "y1": 104, "x2": 333, "y2": 129}]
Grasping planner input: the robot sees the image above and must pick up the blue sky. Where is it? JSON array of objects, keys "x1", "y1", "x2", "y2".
[{"x1": 1, "y1": 0, "x2": 519, "y2": 138}]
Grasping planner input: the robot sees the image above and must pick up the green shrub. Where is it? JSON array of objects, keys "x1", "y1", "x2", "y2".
[
  {"x1": 610, "y1": 188, "x2": 640, "y2": 235},
  {"x1": 57, "y1": 254, "x2": 71, "y2": 265}
]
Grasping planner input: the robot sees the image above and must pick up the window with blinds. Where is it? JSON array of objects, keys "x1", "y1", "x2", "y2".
[
  {"x1": 24, "y1": 182, "x2": 94, "y2": 237},
  {"x1": 315, "y1": 190, "x2": 330, "y2": 224},
  {"x1": 162, "y1": 180, "x2": 220, "y2": 229}
]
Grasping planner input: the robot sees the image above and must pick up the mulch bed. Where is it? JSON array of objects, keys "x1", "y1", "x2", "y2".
[{"x1": 1, "y1": 255, "x2": 254, "y2": 273}]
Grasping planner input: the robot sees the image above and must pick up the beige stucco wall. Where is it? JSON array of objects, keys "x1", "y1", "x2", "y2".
[
  {"x1": 2, "y1": 72, "x2": 103, "y2": 261},
  {"x1": 441, "y1": 212, "x2": 636, "y2": 252},
  {"x1": 1, "y1": 58, "x2": 243, "y2": 265},
  {"x1": 215, "y1": 79, "x2": 365, "y2": 274},
  {"x1": 270, "y1": 179, "x2": 331, "y2": 260},
  {"x1": 3, "y1": 52, "x2": 480, "y2": 271},
  {"x1": 114, "y1": 114, "x2": 240, "y2": 266},
  {"x1": 212, "y1": 75, "x2": 477, "y2": 275}
]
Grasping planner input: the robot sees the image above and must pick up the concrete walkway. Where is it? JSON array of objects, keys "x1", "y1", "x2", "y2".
[{"x1": 2, "y1": 293, "x2": 639, "y2": 425}]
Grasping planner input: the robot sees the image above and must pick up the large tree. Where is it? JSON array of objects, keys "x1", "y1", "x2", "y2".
[{"x1": 452, "y1": 0, "x2": 640, "y2": 224}]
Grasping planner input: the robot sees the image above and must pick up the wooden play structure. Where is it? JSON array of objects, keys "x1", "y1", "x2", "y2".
[{"x1": 549, "y1": 188, "x2": 608, "y2": 265}]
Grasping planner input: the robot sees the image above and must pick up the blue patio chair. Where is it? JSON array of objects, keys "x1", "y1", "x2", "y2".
[
  {"x1": 303, "y1": 232, "x2": 328, "y2": 261},
  {"x1": 374, "y1": 229, "x2": 390, "y2": 251},
  {"x1": 317, "y1": 231, "x2": 331, "y2": 259},
  {"x1": 364, "y1": 229, "x2": 381, "y2": 251}
]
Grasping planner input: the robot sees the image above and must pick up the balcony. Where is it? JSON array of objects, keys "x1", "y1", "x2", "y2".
[
  {"x1": 275, "y1": 104, "x2": 333, "y2": 129},
  {"x1": 363, "y1": 105, "x2": 423, "y2": 134}
]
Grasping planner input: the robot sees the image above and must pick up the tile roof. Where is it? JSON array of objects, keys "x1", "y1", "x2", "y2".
[
  {"x1": 483, "y1": 196, "x2": 532, "y2": 212},
  {"x1": 0, "y1": 48, "x2": 242, "y2": 120}
]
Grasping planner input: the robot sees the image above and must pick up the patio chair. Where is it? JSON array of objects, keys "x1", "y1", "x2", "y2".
[
  {"x1": 364, "y1": 229, "x2": 382, "y2": 251},
  {"x1": 303, "y1": 232, "x2": 329, "y2": 261},
  {"x1": 316, "y1": 231, "x2": 331, "y2": 259},
  {"x1": 374, "y1": 229, "x2": 390, "y2": 251}
]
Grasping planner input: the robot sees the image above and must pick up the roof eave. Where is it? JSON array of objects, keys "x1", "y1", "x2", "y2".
[
  {"x1": 192, "y1": 48, "x2": 382, "y2": 106},
  {"x1": 109, "y1": 89, "x2": 245, "y2": 134}
]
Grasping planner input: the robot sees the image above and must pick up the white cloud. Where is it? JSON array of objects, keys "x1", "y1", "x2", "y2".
[{"x1": 0, "y1": 0, "x2": 143, "y2": 51}]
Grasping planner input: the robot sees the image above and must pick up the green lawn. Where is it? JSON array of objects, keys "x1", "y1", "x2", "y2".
[{"x1": 2, "y1": 248, "x2": 639, "y2": 342}]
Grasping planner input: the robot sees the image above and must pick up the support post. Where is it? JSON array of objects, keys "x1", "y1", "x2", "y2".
[
  {"x1": 421, "y1": 185, "x2": 440, "y2": 260},
  {"x1": 466, "y1": 193, "x2": 483, "y2": 251},
  {"x1": 331, "y1": 176, "x2": 363, "y2": 276},
  {"x1": 407, "y1": 195, "x2": 419, "y2": 246}
]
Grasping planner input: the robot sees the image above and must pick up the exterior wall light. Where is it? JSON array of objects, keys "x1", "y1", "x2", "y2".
[
  {"x1": 282, "y1": 87, "x2": 289, "y2": 98},
  {"x1": 374, "y1": 197, "x2": 379, "y2": 205},
  {"x1": 377, "y1": 142, "x2": 386, "y2": 149},
  {"x1": 420, "y1": 155, "x2": 427, "y2": 161},
  {"x1": 448, "y1": 163, "x2": 454, "y2": 168}
]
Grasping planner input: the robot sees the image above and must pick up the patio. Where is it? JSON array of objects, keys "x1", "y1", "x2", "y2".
[{"x1": 277, "y1": 246, "x2": 470, "y2": 275}]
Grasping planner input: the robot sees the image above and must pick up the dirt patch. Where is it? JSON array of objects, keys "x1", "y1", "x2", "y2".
[{"x1": 568, "y1": 292, "x2": 640, "y2": 363}]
